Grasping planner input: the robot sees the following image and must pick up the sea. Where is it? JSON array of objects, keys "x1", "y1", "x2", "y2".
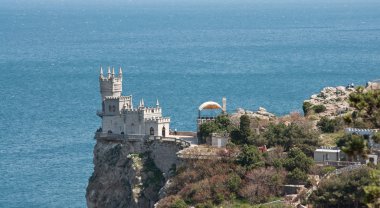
[{"x1": 1, "y1": 0, "x2": 380, "y2": 207}]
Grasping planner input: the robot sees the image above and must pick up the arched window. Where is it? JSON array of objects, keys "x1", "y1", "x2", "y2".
[
  {"x1": 112, "y1": 105, "x2": 116, "y2": 112},
  {"x1": 150, "y1": 127, "x2": 154, "y2": 135},
  {"x1": 162, "y1": 126, "x2": 166, "y2": 137}
]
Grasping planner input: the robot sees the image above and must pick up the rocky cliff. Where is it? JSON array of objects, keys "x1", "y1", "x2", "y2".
[
  {"x1": 86, "y1": 139, "x2": 184, "y2": 208},
  {"x1": 303, "y1": 86, "x2": 356, "y2": 119}
]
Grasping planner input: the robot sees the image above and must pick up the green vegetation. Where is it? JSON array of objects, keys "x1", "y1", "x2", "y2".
[
  {"x1": 236, "y1": 144, "x2": 264, "y2": 169},
  {"x1": 337, "y1": 134, "x2": 369, "y2": 161},
  {"x1": 283, "y1": 147, "x2": 314, "y2": 184},
  {"x1": 159, "y1": 88, "x2": 380, "y2": 207},
  {"x1": 303, "y1": 102, "x2": 327, "y2": 115},
  {"x1": 310, "y1": 166, "x2": 379, "y2": 207},
  {"x1": 317, "y1": 116, "x2": 344, "y2": 133},
  {"x1": 198, "y1": 115, "x2": 234, "y2": 143},
  {"x1": 264, "y1": 123, "x2": 319, "y2": 156},
  {"x1": 349, "y1": 88, "x2": 380, "y2": 128},
  {"x1": 231, "y1": 114, "x2": 254, "y2": 145},
  {"x1": 313, "y1": 104, "x2": 327, "y2": 113},
  {"x1": 302, "y1": 101, "x2": 313, "y2": 115},
  {"x1": 319, "y1": 131, "x2": 345, "y2": 146}
]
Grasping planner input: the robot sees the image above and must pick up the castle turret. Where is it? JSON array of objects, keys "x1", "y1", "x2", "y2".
[
  {"x1": 99, "y1": 66, "x2": 122, "y2": 101},
  {"x1": 222, "y1": 97, "x2": 227, "y2": 114}
]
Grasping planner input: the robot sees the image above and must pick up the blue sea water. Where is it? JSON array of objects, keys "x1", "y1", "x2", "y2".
[{"x1": 1, "y1": 0, "x2": 380, "y2": 207}]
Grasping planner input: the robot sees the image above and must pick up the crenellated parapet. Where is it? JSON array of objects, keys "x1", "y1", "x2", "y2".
[{"x1": 145, "y1": 117, "x2": 171, "y2": 123}]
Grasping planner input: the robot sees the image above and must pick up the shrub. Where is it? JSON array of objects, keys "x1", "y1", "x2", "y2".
[
  {"x1": 317, "y1": 116, "x2": 344, "y2": 133},
  {"x1": 313, "y1": 104, "x2": 327, "y2": 113},
  {"x1": 303, "y1": 102, "x2": 313, "y2": 115},
  {"x1": 309, "y1": 167, "x2": 372, "y2": 207},
  {"x1": 287, "y1": 168, "x2": 308, "y2": 183},
  {"x1": 227, "y1": 173, "x2": 241, "y2": 192},
  {"x1": 157, "y1": 195, "x2": 187, "y2": 208},
  {"x1": 171, "y1": 199, "x2": 188, "y2": 208},
  {"x1": 264, "y1": 123, "x2": 319, "y2": 156},
  {"x1": 236, "y1": 145, "x2": 264, "y2": 169},
  {"x1": 284, "y1": 147, "x2": 314, "y2": 173},
  {"x1": 372, "y1": 132, "x2": 380, "y2": 143}
]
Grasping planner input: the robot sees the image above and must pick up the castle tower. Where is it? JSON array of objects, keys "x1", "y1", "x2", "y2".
[{"x1": 99, "y1": 66, "x2": 122, "y2": 101}]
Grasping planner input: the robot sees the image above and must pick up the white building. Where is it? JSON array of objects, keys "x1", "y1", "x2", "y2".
[
  {"x1": 96, "y1": 67, "x2": 170, "y2": 138},
  {"x1": 314, "y1": 147, "x2": 343, "y2": 163}
]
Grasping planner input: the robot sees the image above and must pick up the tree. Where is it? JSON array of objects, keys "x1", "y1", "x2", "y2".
[
  {"x1": 371, "y1": 132, "x2": 380, "y2": 144},
  {"x1": 284, "y1": 147, "x2": 314, "y2": 173},
  {"x1": 303, "y1": 101, "x2": 313, "y2": 116},
  {"x1": 199, "y1": 122, "x2": 219, "y2": 143},
  {"x1": 240, "y1": 114, "x2": 252, "y2": 139},
  {"x1": 236, "y1": 145, "x2": 264, "y2": 169},
  {"x1": 364, "y1": 169, "x2": 380, "y2": 208},
  {"x1": 310, "y1": 167, "x2": 373, "y2": 208},
  {"x1": 317, "y1": 116, "x2": 344, "y2": 133},
  {"x1": 230, "y1": 115, "x2": 253, "y2": 145},
  {"x1": 263, "y1": 123, "x2": 319, "y2": 156},
  {"x1": 215, "y1": 115, "x2": 232, "y2": 132},
  {"x1": 337, "y1": 134, "x2": 369, "y2": 161},
  {"x1": 349, "y1": 89, "x2": 380, "y2": 128}
]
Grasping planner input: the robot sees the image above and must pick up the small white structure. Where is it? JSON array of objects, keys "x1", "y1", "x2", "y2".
[
  {"x1": 209, "y1": 133, "x2": 229, "y2": 148},
  {"x1": 314, "y1": 147, "x2": 342, "y2": 163},
  {"x1": 197, "y1": 98, "x2": 226, "y2": 131},
  {"x1": 366, "y1": 154, "x2": 378, "y2": 165},
  {"x1": 96, "y1": 67, "x2": 170, "y2": 139}
]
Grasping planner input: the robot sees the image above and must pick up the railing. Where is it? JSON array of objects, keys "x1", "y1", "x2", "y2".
[
  {"x1": 322, "y1": 160, "x2": 361, "y2": 167},
  {"x1": 95, "y1": 132, "x2": 146, "y2": 141},
  {"x1": 148, "y1": 136, "x2": 191, "y2": 148},
  {"x1": 95, "y1": 132, "x2": 191, "y2": 148}
]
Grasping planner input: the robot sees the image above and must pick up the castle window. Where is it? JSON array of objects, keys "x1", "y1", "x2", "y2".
[
  {"x1": 162, "y1": 126, "x2": 166, "y2": 137},
  {"x1": 150, "y1": 127, "x2": 154, "y2": 135},
  {"x1": 109, "y1": 105, "x2": 111, "y2": 112},
  {"x1": 112, "y1": 105, "x2": 116, "y2": 112},
  {"x1": 151, "y1": 109, "x2": 154, "y2": 113},
  {"x1": 102, "y1": 102, "x2": 105, "y2": 112}
]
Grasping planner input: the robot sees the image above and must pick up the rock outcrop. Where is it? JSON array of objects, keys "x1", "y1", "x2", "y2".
[
  {"x1": 303, "y1": 86, "x2": 356, "y2": 118},
  {"x1": 232, "y1": 107, "x2": 276, "y2": 121},
  {"x1": 86, "y1": 139, "x2": 184, "y2": 208},
  {"x1": 366, "y1": 80, "x2": 380, "y2": 91}
]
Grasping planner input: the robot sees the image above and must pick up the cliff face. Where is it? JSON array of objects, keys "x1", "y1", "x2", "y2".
[{"x1": 86, "y1": 139, "x2": 183, "y2": 208}]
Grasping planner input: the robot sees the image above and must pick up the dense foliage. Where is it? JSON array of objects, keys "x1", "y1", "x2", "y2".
[
  {"x1": 309, "y1": 166, "x2": 379, "y2": 208},
  {"x1": 283, "y1": 147, "x2": 314, "y2": 184},
  {"x1": 317, "y1": 116, "x2": 344, "y2": 133},
  {"x1": 336, "y1": 134, "x2": 369, "y2": 161},
  {"x1": 198, "y1": 115, "x2": 233, "y2": 143},
  {"x1": 264, "y1": 123, "x2": 319, "y2": 156},
  {"x1": 349, "y1": 88, "x2": 380, "y2": 128}
]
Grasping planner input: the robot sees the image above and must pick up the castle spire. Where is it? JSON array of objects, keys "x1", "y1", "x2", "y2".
[
  {"x1": 111, "y1": 67, "x2": 115, "y2": 78},
  {"x1": 156, "y1": 99, "x2": 160, "y2": 107},
  {"x1": 119, "y1": 67, "x2": 122, "y2": 77},
  {"x1": 107, "y1": 67, "x2": 111, "y2": 78},
  {"x1": 141, "y1": 98, "x2": 144, "y2": 107},
  {"x1": 100, "y1": 66, "x2": 103, "y2": 78}
]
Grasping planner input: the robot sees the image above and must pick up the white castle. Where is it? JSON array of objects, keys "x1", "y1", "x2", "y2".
[{"x1": 96, "y1": 67, "x2": 170, "y2": 138}]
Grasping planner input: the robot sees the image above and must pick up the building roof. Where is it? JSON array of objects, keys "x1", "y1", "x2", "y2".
[
  {"x1": 198, "y1": 101, "x2": 222, "y2": 111},
  {"x1": 315, "y1": 149, "x2": 341, "y2": 153}
]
